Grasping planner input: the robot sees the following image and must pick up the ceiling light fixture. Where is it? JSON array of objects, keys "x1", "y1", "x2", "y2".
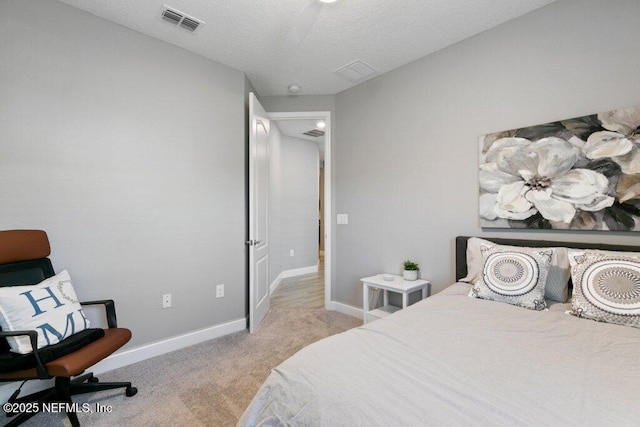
[
  {"x1": 287, "y1": 84, "x2": 301, "y2": 94},
  {"x1": 319, "y1": 0, "x2": 339, "y2": 3},
  {"x1": 316, "y1": 121, "x2": 326, "y2": 129}
]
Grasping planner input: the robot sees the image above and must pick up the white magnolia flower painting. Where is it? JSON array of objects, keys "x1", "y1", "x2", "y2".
[{"x1": 479, "y1": 105, "x2": 640, "y2": 231}]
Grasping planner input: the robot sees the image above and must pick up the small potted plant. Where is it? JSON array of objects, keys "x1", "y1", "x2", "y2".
[{"x1": 403, "y1": 260, "x2": 419, "y2": 281}]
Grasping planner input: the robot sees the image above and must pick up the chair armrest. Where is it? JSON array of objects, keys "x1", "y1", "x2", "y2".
[
  {"x1": 80, "y1": 299, "x2": 118, "y2": 328},
  {"x1": 0, "y1": 330, "x2": 48, "y2": 377}
]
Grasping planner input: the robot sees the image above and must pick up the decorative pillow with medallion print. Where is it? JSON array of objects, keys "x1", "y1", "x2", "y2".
[
  {"x1": 469, "y1": 245, "x2": 553, "y2": 311},
  {"x1": 568, "y1": 251, "x2": 640, "y2": 328}
]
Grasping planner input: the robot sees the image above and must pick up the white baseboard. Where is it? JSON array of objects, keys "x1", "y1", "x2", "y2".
[
  {"x1": 90, "y1": 317, "x2": 246, "y2": 374},
  {"x1": 329, "y1": 301, "x2": 363, "y2": 319},
  {"x1": 281, "y1": 264, "x2": 318, "y2": 279},
  {"x1": 1, "y1": 317, "x2": 246, "y2": 403},
  {"x1": 271, "y1": 264, "x2": 319, "y2": 295},
  {"x1": 270, "y1": 271, "x2": 284, "y2": 294}
]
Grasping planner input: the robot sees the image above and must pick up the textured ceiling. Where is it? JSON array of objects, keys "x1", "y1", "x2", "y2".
[{"x1": 56, "y1": 0, "x2": 557, "y2": 96}]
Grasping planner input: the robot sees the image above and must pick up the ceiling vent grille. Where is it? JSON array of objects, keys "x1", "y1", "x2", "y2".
[
  {"x1": 160, "y1": 5, "x2": 204, "y2": 33},
  {"x1": 335, "y1": 59, "x2": 379, "y2": 83},
  {"x1": 180, "y1": 17, "x2": 200, "y2": 32},
  {"x1": 161, "y1": 8, "x2": 182, "y2": 25},
  {"x1": 303, "y1": 129, "x2": 325, "y2": 137}
]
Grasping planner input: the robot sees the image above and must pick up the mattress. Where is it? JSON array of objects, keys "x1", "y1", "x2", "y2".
[{"x1": 238, "y1": 282, "x2": 640, "y2": 426}]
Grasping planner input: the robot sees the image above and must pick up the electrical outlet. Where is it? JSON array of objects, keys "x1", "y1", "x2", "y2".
[
  {"x1": 216, "y1": 284, "x2": 225, "y2": 298},
  {"x1": 162, "y1": 294, "x2": 172, "y2": 309},
  {"x1": 290, "y1": 249, "x2": 294, "y2": 257}
]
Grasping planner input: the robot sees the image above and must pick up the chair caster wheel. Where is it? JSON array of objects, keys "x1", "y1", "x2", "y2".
[
  {"x1": 125, "y1": 387, "x2": 137, "y2": 397},
  {"x1": 88, "y1": 377, "x2": 99, "y2": 383}
]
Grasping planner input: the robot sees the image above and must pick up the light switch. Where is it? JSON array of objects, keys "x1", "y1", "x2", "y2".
[{"x1": 337, "y1": 214, "x2": 349, "y2": 225}]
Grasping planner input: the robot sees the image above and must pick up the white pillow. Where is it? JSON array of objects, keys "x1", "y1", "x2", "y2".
[
  {"x1": 462, "y1": 237, "x2": 571, "y2": 302},
  {"x1": 469, "y1": 245, "x2": 552, "y2": 310},
  {"x1": 568, "y1": 250, "x2": 640, "y2": 328},
  {"x1": 0, "y1": 270, "x2": 90, "y2": 354}
]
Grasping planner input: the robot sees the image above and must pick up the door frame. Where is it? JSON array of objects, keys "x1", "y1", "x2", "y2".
[{"x1": 267, "y1": 111, "x2": 332, "y2": 310}]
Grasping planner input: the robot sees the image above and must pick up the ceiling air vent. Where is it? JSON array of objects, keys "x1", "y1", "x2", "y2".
[
  {"x1": 335, "y1": 59, "x2": 379, "y2": 83},
  {"x1": 180, "y1": 17, "x2": 201, "y2": 32},
  {"x1": 303, "y1": 129, "x2": 325, "y2": 137},
  {"x1": 161, "y1": 8, "x2": 182, "y2": 25},
  {"x1": 160, "y1": 5, "x2": 204, "y2": 33}
]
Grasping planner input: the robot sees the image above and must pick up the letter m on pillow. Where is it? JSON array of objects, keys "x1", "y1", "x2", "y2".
[
  {"x1": 20, "y1": 283, "x2": 90, "y2": 346},
  {"x1": 37, "y1": 309, "x2": 90, "y2": 346}
]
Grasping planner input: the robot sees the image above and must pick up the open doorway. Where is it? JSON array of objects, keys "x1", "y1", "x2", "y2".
[
  {"x1": 248, "y1": 95, "x2": 332, "y2": 332},
  {"x1": 267, "y1": 111, "x2": 331, "y2": 311}
]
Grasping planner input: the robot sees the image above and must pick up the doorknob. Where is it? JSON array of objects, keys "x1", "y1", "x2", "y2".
[{"x1": 245, "y1": 240, "x2": 263, "y2": 246}]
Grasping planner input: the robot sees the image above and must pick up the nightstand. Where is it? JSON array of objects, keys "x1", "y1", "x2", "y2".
[{"x1": 361, "y1": 274, "x2": 430, "y2": 324}]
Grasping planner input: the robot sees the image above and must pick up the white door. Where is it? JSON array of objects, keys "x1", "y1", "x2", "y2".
[{"x1": 248, "y1": 93, "x2": 270, "y2": 333}]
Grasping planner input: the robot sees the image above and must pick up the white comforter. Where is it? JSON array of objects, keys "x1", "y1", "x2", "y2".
[{"x1": 238, "y1": 283, "x2": 640, "y2": 426}]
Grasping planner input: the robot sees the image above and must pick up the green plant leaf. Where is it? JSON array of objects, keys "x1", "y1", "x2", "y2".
[{"x1": 403, "y1": 260, "x2": 419, "y2": 270}]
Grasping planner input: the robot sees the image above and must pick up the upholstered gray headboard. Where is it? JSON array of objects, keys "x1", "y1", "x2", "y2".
[{"x1": 455, "y1": 236, "x2": 640, "y2": 282}]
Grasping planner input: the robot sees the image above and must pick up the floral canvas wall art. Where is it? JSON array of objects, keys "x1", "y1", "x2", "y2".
[{"x1": 479, "y1": 105, "x2": 640, "y2": 231}]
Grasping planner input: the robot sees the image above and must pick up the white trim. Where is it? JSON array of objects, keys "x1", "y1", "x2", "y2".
[
  {"x1": 0, "y1": 318, "x2": 246, "y2": 403},
  {"x1": 270, "y1": 271, "x2": 284, "y2": 293},
  {"x1": 270, "y1": 262, "x2": 318, "y2": 294},
  {"x1": 92, "y1": 317, "x2": 246, "y2": 373},
  {"x1": 329, "y1": 301, "x2": 363, "y2": 320},
  {"x1": 267, "y1": 111, "x2": 332, "y2": 312},
  {"x1": 324, "y1": 113, "x2": 332, "y2": 311},
  {"x1": 281, "y1": 264, "x2": 318, "y2": 279}
]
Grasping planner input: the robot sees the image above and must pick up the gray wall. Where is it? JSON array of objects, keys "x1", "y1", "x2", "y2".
[
  {"x1": 268, "y1": 125, "x2": 283, "y2": 286},
  {"x1": 0, "y1": 0, "x2": 247, "y2": 347},
  {"x1": 333, "y1": 0, "x2": 640, "y2": 307},
  {"x1": 279, "y1": 135, "x2": 319, "y2": 271}
]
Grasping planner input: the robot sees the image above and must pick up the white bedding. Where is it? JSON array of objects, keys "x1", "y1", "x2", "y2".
[{"x1": 238, "y1": 283, "x2": 640, "y2": 426}]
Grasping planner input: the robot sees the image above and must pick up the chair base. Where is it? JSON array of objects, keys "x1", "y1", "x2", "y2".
[{"x1": 5, "y1": 373, "x2": 137, "y2": 427}]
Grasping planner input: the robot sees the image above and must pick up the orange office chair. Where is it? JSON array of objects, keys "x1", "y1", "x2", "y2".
[{"x1": 0, "y1": 230, "x2": 136, "y2": 426}]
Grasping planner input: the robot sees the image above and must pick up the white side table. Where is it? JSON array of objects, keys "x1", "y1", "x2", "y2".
[{"x1": 361, "y1": 274, "x2": 430, "y2": 324}]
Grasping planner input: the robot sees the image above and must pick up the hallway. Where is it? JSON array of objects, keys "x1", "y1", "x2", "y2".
[{"x1": 270, "y1": 257, "x2": 324, "y2": 309}]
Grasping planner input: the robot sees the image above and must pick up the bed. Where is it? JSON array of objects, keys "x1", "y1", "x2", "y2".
[{"x1": 238, "y1": 236, "x2": 640, "y2": 426}]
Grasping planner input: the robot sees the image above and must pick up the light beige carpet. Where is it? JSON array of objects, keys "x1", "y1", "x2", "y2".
[{"x1": 2, "y1": 308, "x2": 361, "y2": 426}]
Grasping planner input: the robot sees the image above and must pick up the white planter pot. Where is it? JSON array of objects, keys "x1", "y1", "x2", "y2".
[{"x1": 403, "y1": 270, "x2": 418, "y2": 281}]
